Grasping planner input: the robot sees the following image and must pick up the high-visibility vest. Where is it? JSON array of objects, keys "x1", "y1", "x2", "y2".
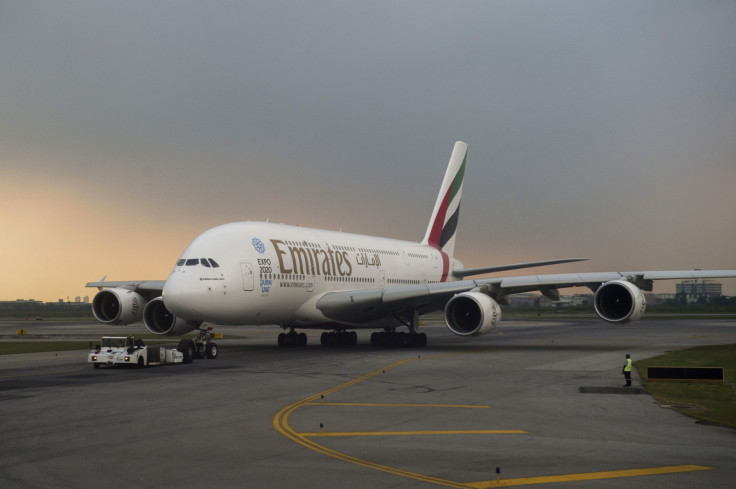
[{"x1": 624, "y1": 358, "x2": 632, "y2": 372}]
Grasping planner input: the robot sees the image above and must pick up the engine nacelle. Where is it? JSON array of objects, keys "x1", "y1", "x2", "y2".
[
  {"x1": 143, "y1": 297, "x2": 202, "y2": 336},
  {"x1": 594, "y1": 280, "x2": 646, "y2": 324},
  {"x1": 92, "y1": 288, "x2": 145, "y2": 325},
  {"x1": 444, "y1": 292, "x2": 502, "y2": 337}
]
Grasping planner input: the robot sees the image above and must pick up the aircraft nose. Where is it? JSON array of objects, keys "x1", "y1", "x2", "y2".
[{"x1": 162, "y1": 270, "x2": 200, "y2": 319}]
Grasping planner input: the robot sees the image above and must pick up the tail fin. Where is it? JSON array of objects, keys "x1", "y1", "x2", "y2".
[{"x1": 421, "y1": 141, "x2": 467, "y2": 257}]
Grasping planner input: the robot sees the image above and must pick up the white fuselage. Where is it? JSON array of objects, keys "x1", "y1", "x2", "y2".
[{"x1": 162, "y1": 222, "x2": 460, "y2": 327}]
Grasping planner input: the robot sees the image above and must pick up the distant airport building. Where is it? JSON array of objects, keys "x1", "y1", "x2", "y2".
[{"x1": 676, "y1": 279, "x2": 722, "y2": 300}]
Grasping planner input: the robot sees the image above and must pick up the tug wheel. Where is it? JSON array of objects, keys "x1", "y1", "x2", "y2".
[
  {"x1": 177, "y1": 339, "x2": 195, "y2": 364},
  {"x1": 205, "y1": 342, "x2": 218, "y2": 359}
]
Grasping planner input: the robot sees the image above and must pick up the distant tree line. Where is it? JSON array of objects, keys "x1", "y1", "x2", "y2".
[
  {"x1": 2, "y1": 294, "x2": 735, "y2": 320},
  {"x1": 664, "y1": 294, "x2": 736, "y2": 307},
  {"x1": 0, "y1": 301, "x2": 94, "y2": 319}
]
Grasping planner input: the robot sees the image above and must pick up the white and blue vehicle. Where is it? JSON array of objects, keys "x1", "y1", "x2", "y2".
[{"x1": 88, "y1": 336, "x2": 192, "y2": 368}]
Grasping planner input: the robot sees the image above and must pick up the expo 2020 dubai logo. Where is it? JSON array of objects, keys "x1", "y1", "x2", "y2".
[{"x1": 252, "y1": 237, "x2": 266, "y2": 254}]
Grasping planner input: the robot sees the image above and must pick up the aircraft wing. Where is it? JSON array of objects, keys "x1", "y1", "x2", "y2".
[
  {"x1": 85, "y1": 279, "x2": 166, "y2": 299},
  {"x1": 316, "y1": 281, "x2": 472, "y2": 323},
  {"x1": 488, "y1": 270, "x2": 736, "y2": 295},
  {"x1": 315, "y1": 269, "x2": 736, "y2": 323}
]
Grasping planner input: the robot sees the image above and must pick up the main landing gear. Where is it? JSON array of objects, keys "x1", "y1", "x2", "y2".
[
  {"x1": 277, "y1": 308, "x2": 429, "y2": 348},
  {"x1": 370, "y1": 330, "x2": 427, "y2": 347},
  {"x1": 320, "y1": 330, "x2": 358, "y2": 347},
  {"x1": 370, "y1": 309, "x2": 427, "y2": 347},
  {"x1": 276, "y1": 329, "x2": 357, "y2": 348},
  {"x1": 278, "y1": 329, "x2": 307, "y2": 348}
]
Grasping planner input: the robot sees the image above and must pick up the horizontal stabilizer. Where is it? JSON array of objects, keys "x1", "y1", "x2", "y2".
[{"x1": 453, "y1": 258, "x2": 588, "y2": 278}]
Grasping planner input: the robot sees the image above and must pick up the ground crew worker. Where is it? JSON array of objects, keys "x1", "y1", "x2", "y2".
[{"x1": 622, "y1": 353, "x2": 632, "y2": 387}]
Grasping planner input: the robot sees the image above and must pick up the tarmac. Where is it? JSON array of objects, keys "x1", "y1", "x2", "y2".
[{"x1": 1, "y1": 317, "x2": 735, "y2": 488}]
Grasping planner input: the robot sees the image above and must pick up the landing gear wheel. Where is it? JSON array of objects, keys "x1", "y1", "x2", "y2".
[
  {"x1": 370, "y1": 331, "x2": 427, "y2": 348},
  {"x1": 205, "y1": 342, "x2": 219, "y2": 359},
  {"x1": 278, "y1": 331, "x2": 307, "y2": 348},
  {"x1": 193, "y1": 326, "x2": 216, "y2": 358},
  {"x1": 177, "y1": 339, "x2": 195, "y2": 364},
  {"x1": 319, "y1": 331, "x2": 358, "y2": 347}
]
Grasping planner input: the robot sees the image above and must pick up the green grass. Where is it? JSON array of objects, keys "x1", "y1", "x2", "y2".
[{"x1": 634, "y1": 344, "x2": 736, "y2": 428}]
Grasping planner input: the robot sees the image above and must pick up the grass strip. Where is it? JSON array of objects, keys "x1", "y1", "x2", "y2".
[{"x1": 635, "y1": 344, "x2": 736, "y2": 428}]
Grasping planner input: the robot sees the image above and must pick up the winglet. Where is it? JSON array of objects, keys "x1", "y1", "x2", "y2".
[{"x1": 422, "y1": 141, "x2": 467, "y2": 258}]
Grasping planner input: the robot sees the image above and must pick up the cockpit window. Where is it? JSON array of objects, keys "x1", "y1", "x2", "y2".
[{"x1": 179, "y1": 258, "x2": 220, "y2": 267}]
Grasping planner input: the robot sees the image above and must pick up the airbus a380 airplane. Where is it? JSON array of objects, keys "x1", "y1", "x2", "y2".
[{"x1": 88, "y1": 141, "x2": 736, "y2": 348}]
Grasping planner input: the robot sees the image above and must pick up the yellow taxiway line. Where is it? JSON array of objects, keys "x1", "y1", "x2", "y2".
[
  {"x1": 466, "y1": 465, "x2": 713, "y2": 487},
  {"x1": 273, "y1": 358, "x2": 478, "y2": 489},
  {"x1": 302, "y1": 429, "x2": 527, "y2": 437},
  {"x1": 273, "y1": 356, "x2": 714, "y2": 488},
  {"x1": 305, "y1": 402, "x2": 490, "y2": 408}
]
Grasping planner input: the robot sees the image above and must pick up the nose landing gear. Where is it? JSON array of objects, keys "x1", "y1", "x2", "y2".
[{"x1": 194, "y1": 326, "x2": 219, "y2": 359}]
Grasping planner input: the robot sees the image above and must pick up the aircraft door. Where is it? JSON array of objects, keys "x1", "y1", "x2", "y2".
[{"x1": 240, "y1": 262, "x2": 254, "y2": 291}]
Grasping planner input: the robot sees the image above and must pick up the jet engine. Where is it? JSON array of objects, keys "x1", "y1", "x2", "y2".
[
  {"x1": 143, "y1": 297, "x2": 202, "y2": 336},
  {"x1": 92, "y1": 288, "x2": 145, "y2": 325},
  {"x1": 594, "y1": 279, "x2": 646, "y2": 324},
  {"x1": 444, "y1": 291, "x2": 502, "y2": 337}
]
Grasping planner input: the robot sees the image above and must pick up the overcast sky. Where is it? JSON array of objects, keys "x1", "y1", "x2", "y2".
[{"x1": 2, "y1": 0, "x2": 735, "y2": 301}]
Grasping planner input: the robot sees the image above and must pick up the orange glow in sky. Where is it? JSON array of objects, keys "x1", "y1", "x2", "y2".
[
  {"x1": 1, "y1": 173, "x2": 191, "y2": 302},
  {"x1": 3, "y1": 167, "x2": 733, "y2": 303}
]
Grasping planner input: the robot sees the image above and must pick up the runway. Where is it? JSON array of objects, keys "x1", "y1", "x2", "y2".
[{"x1": 1, "y1": 318, "x2": 735, "y2": 488}]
